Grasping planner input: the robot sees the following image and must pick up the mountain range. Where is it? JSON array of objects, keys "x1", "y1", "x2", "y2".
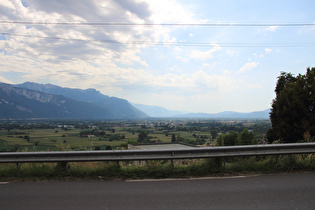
[
  {"x1": 0, "y1": 82, "x2": 147, "y2": 119},
  {"x1": 0, "y1": 82, "x2": 270, "y2": 120},
  {"x1": 174, "y1": 109, "x2": 271, "y2": 119}
]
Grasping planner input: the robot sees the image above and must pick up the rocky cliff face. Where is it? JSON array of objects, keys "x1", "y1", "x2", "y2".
[
  {"x1": 15, "y1": 82, "x2": 148, "y2": 118},
  {"x1": 0, "y1": 83, "x2": 148, "y2": 119},
  {"x1": 0, "y1": 83, "x2": 72, "y2": 118},
  {"x1": 2, "y1": 83, "x2": 58, "y2": 103}
]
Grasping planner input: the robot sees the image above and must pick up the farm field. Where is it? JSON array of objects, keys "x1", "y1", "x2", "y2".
[
  {"x1": 0, "y1": 128, "x2": 131, "y2": 151},
  {"x1": 0, "y1": 128, "x2": 211, "y2": 151},
  {"x1": 0, "y1": 119, "x2": 271, "y2": 152}
]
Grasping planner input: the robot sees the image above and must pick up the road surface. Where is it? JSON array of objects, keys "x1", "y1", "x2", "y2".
[{"x1": 1, "y1": 172, "x2": 315, "y2": 209}]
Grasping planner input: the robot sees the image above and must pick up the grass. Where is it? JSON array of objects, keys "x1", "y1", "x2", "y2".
[
  {"x1": 0, "y1": 128, "x2": 215, "y2": 152},
  {"x1": 0, "y1": 128, "x2": 130, "y2": 151},
  {"x1": 1, "y1": 154, "x2": 314, "y2": 181}
]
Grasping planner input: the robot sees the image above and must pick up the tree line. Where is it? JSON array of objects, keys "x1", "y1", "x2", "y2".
[{"x1": 216, "y1": 128, "x2": 257, "y2": 146}]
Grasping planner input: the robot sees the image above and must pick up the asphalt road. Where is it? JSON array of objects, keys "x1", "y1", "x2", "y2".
[{"x1": 1, "y1": 172, "x2": 315, "y2": 210}]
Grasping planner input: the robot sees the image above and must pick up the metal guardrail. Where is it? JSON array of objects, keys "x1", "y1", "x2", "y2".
[{"x1": 0, "y1": 143, "x2": 315, "y2": 164}]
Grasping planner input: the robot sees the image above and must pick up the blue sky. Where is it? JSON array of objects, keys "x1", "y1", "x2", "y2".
[{"x1": 0, "y1": 0, "x2": 314, "y2": 113}]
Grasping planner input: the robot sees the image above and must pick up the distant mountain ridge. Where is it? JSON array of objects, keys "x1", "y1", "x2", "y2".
[
  {"x1": 15, "y1": 82, "x2": 148, "y2": 119},
  {"x1": 0, "y1": 83, "x2": 148, "y2": 119},
  {"x1": 132, "y1": 103, "x2": 270, "y2": 119},
  {"x1": 175, "y1": 109, "x2": 271, "y2": 119},
  {"x1": 131, "y1": 103, "x2": 184, "y2": 118},
  {"x1": 0, "y1": 83, "x2": 111, "y2": 119},
  {"x1": 15, "y1": 82, "x2": 109, "y2": 104},
  {"x1": 0, "y1": 82, "x2": 270, "y2": 120}
]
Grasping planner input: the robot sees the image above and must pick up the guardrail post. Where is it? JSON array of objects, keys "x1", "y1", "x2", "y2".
[
  {"x1": 16, "y1": 163, "x2": 21, "y2": 170},
  {"x1": 171, "y1": 152, "x2": 175, "y2": 167}
]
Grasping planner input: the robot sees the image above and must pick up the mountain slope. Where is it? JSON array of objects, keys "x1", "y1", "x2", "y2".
[
  {"x1": 0, "y1": 83, "x2": 119, "y2": 119},
  {"x1": 176, "y1": 109, "x2": 270, "y2": 119},
  {"x1": 132, "y1": 101, "x2": 270, "y2": 119},
  {"x1": 16, "y1": 82, "x2": 109, "y2": 103},
  {"x1": 131, "y1": 103, "x2": 184, "y2": 117},
  {"x1": 15, "y1": 82, "x2": 148, "y2": 118}
]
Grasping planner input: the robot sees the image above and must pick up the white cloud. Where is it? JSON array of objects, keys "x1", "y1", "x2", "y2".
[
  {"x1": 190, "y1": 44, "x2": 221, "y2": 60},
  {"x1": 238, "y1": 62, "x2": 259, "y2": 74},
  {"x1": 258, "y1": 48, "x2": 272, "y2": 57},
  {"x1": 0, "y1": 0, "x2": 199, "y2": 85},
  {"x1": 266, "y1": 26, "x2": 278, "y2": 32},
  {"x1": 265, "y1": 48, "x2": 272, "y2": 54},
  {"x1": 0, "y1": 0, "x2": 15, "y2": 10},
  {"x1": 148, "y1": 0, "x2": 195, "y2": 23},
  {"x1": 0, "y1": 0, "x2": 194, "y2": 65}
]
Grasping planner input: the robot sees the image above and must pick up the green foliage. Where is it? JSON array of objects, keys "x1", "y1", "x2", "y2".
[
  {"x1": 216, "y1": 132, "x2": 238, "y2": 146},
  {"x1": 216, "y1": 135, "x2": 224, "y2": 146},
  {"x1": 24, "y1": 135, "x2": 30, "y2": 142},
  {"x1": 216, "y1": 129, "x2": 256, "y2": 146},
  {"x1": 138, "y1": 130, "x2": 149, "y2": 143},
  {"x1": 171, "y1": 134, "x2": 176, "y2": 143},
  {"x1": 210, "y1": 129, "x2": 218, "y2": 140},
  {"x1": 224, "y1": 132, "x2": 239, "y2": 146},
  {"x1": 268, "y1": 68, "x2": 315, "y2": 143},
  {"x1": 239, "y1": 128, "x2": 256, "y2": 145}
]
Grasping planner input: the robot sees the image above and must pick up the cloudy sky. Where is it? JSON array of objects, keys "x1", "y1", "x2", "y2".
[{"x1": 0, "y1": 0, "x2": 314, "y2": 113}]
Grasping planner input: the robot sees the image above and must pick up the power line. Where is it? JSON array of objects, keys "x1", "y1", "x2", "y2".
[
  {"x1": 2, "y1": 32, "x2": 315, "y2": 48},
  {"x1": 1, "y1": 20, "x2": 315, "y2": 27}
]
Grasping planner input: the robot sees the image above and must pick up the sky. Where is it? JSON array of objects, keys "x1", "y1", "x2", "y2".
[{"x1": 0, "y1": 0, "x2": 314, "y2": 113}]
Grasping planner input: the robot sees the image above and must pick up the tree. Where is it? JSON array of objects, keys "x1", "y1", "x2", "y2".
[
  {"x1": 215, "y1": 132, "x2": 238, "y2": 146},
  {"x1": 239, "y1": 128, "x2": 255, "y2": 145},
  {"x1": 216, "y1": 135, "x2": 224, "y2": 146},
  {"x1": 105, "y1": 146, "x2": 112, "y2": 150},
  {"x1": 171, "y1": 134, "x2": 176, "y2": 143},
  {"x1": 268, "y1": 68, "x2": 315, "y2": 143},
  {"x1": 24, "y1": 135, "x2": 30, "y2": 142},
  {"x1": 210, "y1": 129, "x2": 218, "y2": 140},
  {"x1": 138, "y1": 130, "x2": 149, "y2": 143},
  {"x1": 224, "y1": 132, "x2": 238, "y2": 146}
]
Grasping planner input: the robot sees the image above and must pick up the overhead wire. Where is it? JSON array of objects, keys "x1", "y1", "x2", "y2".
[
  {"x1": 1, "y1": 20, "x2": 315, "y2": 27},
  {"x1": 1, "y1": 32, "x2": 315, "y2": 48},
  {"x1": 1, "y1": 21, "x2": 314, "y2": 48}
]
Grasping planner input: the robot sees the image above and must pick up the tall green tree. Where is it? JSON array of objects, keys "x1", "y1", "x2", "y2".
[
  {"x1": 239, "y1": 128, "x2": 255, "y2": 145},
  {"x1": 216, "y1": 135, "x2": 224, "y2": 146},
  {"x1": 268, "y1": 67, "x2": 315, "y2": 143},
  {"x1": 171, "y1": 134, "x2": 176, "y2": 143},
  {"x1": 224, "y1": 132, "x2": 238, "y2": 146},
  {"x1": 138, "y1": 130, "x2": 149, "y2": 143},
  {"x1": 215, "y1": 132, "x2": 238, "y2": 146}
]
